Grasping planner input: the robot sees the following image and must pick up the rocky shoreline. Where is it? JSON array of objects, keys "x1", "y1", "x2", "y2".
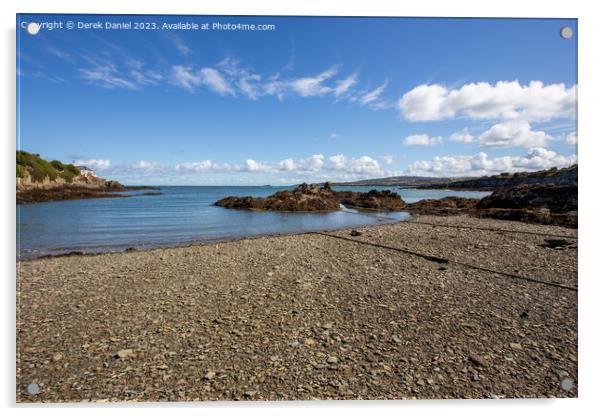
[
  {"x1": 16, "y1": 215, "x2": 577, "y2": 401},
  {"x1": 216, "y1": 182, "x2": 578, "y2": 228},
  {"x1": 17, "y1": 185, "x2": 161, "y2": 205}
]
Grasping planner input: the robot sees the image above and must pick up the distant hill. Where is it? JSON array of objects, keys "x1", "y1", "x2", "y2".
[
  {"x1": 327, "y1": 175, "x2": 468, "y2": 187},
  {"x1": 417, "y1": 165, "x2": 577, "y2": 190},
  {"x1": 327, "y1": 165, "x2": 577, "y2": 190}
]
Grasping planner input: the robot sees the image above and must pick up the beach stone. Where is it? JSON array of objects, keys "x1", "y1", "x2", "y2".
[
  {"x1": 510, "y1": 343, "x2": 523, "y2": 350},
  {"x1": 52, "y1": 353, "x2": 63, "y2": 362},
  {"x1": 204, "y1": 370, "x2": 216, "y2": 380},
  {"x1": 116, "y1": 349, "x2": 135, "y2": 359},
  {"x1": 304, "y1": 338, "x2": 316, "y2": 346},
  {"x1": 326, "y1": 356, "x2": 339, "y2": 364},
  {"x1": 26, "y1": 383, "x2": 40, "y2": 395}
]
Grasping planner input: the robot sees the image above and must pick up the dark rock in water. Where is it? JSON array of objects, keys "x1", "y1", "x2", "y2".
[
  {"x1": 476, "y1": 184, "x2": 577, "y2": 213},
  {"x1": 215, "y1": 183, "x2": 407, "y2": 212},
  {"x1": 350, "y1": 230, "x2": 362, "y2": 237}
]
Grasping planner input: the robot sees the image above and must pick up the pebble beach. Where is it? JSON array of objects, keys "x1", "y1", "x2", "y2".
[{"x1": 16, "y1": 215, "x2": 578, "y2": 402}]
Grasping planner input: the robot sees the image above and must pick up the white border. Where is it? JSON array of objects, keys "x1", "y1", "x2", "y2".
[{"x1": 2, "y1": 1, "x2": 600, "y2": 415}]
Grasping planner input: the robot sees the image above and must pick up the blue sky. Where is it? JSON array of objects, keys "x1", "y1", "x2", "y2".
[{"x1": 17, "y1": 14, "x2": 577, "y2": 185}]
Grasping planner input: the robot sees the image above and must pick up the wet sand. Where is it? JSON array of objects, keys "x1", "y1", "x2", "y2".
[{"x1": 16, "y1": 215, "x2": 577, "y2": 402}]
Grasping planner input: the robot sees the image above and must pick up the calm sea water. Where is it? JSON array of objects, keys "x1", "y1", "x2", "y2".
[{"x1": 17, "y1": 186, "x2": 490, "y2": 259}]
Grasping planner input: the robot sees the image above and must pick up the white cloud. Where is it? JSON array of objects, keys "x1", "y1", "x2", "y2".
[
  {"x1": 244, "y1": 159, "x2": 273, "y2": 172},
  {"x1": 170, "y1": 35, "x2": 191, "y2": 56},
  {"x1": 398, "y1": 84, "x2": 450, "y2": 121},
  {"x1": 449, "y1": 128, "x2": 474, "y2": 143},
  {"x1": 328, "y1": 155, "x2": 382, "y2": 175},
  {"x1": 289, "y1": 67, "x2": 338, "y2": 97},
  {"x1": 403, "y1": 133, "x2": 443, "y2": 146},
  {"x1": 132, "y1": 160, "x2": 162, "y2": 170},
  {"x1": 359, "y1": 82, "x2": 388, "y2": 106},
  {"x1": 168, "y1": 66, "x2": 235, "y2": 96},
  {"x1": 296, "y1": 154, "x2": 325, "y2": 172},
  {"x1": 79, "y1": 65, "x2": 137, "y2": 90},
  {"x1": 565, "y1": 131, "x2": 578, "y2": 146},
  {"x1": 478, "y1": 120, "x2": 551, "y2": 148},
  {"x1": 175, "y1": 160, "x2": 215, "y2": 172},
  {"x1": 398, "y1": 80, "x2": 576, "y2": 122},
  {"x1": 329, "y1": 133, "x2": 338, "y2": 139},
  {"x1": 169, "y1": 66, "x2": 202, "y2": 92},
  {"x1": 381, "y1": 155, "x2": 394, "y2": 165},
  {"x1": 406, "y1": 147, "x2": 577, "y2": 177},
  {"x1": 130, "y1": 70, "x2": 163, "y2": 86},
  {"x1": 198, "y1": 68, "x2": 235, "y2": 96},
  {"x1": 74, "y1": 159, "x2": 111, "y2": 170},
  {"x1": 278, "y1": 158, "x2": 295, "y2": 171},
  {"x1": 334, "y1": 73, "x2": 358, "y2": 99}
]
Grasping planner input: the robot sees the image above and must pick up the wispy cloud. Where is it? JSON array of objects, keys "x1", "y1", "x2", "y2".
[
  {"x1": 289, "y1": 67, "x2": 338, "y2": 97},
  {"x1": 79, "y1": 64, "x2": 138, "y2": 90},
  {"x1": 171, "y1": 35, "x2": 191, "y2": 56},
  {"x1": 359, "y1": 81, "x2": 388, "y2": 106}
]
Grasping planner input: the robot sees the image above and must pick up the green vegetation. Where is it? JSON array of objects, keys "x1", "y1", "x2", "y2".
[{"x1": 16, "y1": 151, "x2": 80, "y2": 183}]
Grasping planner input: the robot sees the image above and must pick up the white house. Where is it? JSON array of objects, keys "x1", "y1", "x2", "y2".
[{"x1": 75, "y1": 165, "x2": 95, "y2": 177}]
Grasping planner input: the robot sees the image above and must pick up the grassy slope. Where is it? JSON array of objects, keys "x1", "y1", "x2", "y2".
[{"x1": 16, "y1": 151, "x2": 80, "y2": 183}]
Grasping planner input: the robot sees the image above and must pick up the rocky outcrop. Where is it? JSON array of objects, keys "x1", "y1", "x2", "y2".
[
  {"x1": 476, "y1": 184, "x2": 577, "y2": 213},
  {"x1": 334, "y1": 190, "x2": 406, "y2": 211},
  {"x1": 216, "y1": 184, "x2": 407, "y2": 212},
  {"x1": 403, "y1": 185, "x2": 578, "y2": 228},
  {"x1": 216, "y1": 183, "x2": 341, "y2": 212}
]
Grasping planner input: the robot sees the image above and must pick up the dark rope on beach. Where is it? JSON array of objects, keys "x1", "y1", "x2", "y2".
[
  {"x1": 310, "y1": 231, "x2": 577, "y2": 292},
  {"x1": 339, "y1": 206, "x2": 577, "y2": 239}
]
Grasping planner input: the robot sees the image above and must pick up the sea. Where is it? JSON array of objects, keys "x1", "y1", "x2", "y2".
[{"x1": 16, "y1": 186, "x2": 491, "y2": 259}]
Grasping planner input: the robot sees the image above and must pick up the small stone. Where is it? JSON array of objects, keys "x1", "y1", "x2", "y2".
[
  {"x1": 116, "y1": 349, "x2": 135, "y2": 359},
  {"x1": 52, "y1": 353, "x2": 63, "y2": 362},
  {"x1": 350, "y1": 230, "x2": 362, "y2": 237},
  {"x1": 510, "y1": 343, "x2": 523, "y2": 350},
  {"x1": 204, "y1": 370, "x2": 216, "y2": 380},
  {"x1": 327, "y1": 356, "x2": 339, "y2": 364},
  {"x1": 321, "y1": 322, "x2": 333, "y2": 330},
  {"x1": 26, "y1": 383, "x2": 40, "y2": 395},
  {"x1": 304, "y1": 338, "x2": 316, "y2": 346},
  {"x1": 267, "y1": 272, "x2": 274, "y2": 277},
  {"x1": 468, "y1": 354, "x2": 486, "y2": 367}
]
